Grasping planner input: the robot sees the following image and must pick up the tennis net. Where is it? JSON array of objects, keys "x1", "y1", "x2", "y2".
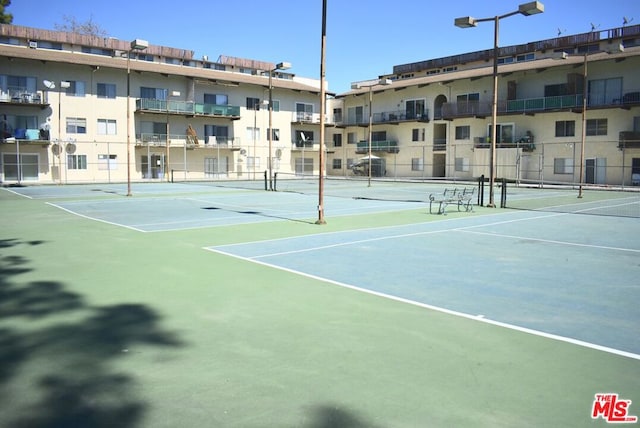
[
  {"x1": 504, "y1": 185, "x2": 640, "y2": 218},
  {"x1": 273, "y1": 173, "x2": 481, "y2": 203}
]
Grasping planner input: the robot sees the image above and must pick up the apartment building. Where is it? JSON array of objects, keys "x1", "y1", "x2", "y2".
[
  {"x1": 1, "y1": 23, "x2": 640, "y2": 187},
  {"x1": 329, "y1": 25, "x2": 640, "y2": 187},
  {"x1": 0, "y1": 25, "x2": 326, "y2": 184}
]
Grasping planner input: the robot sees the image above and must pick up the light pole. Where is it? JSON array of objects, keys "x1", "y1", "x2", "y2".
[
  {"x1": 455, "y1": 1, "x2": 544, "y2": 207},
  {"x1": 43, "y1": 79, "x2": 70, "y2": 184},
  {"x1": 556, "y1": 43, "x2": 623, "y2": 198},
  {"x1": 351, "y1": 79, "x2": 392, "y2": 186},
  {"x1": 268, "y1": 61, "x2": 291, "y2": 190},
  {"x1": 126, "y1": 39, "x2": 149, "y2": 196},
  {"x1": 316, "y1": 0, "x2": 327, "y2": 225},
  {"x1": 165, "y1": 89, "x2": 180, "y2": 182}
]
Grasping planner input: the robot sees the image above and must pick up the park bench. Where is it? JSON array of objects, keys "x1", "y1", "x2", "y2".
[{"x1": 428, "y1": 187, "x2": 476, "y2": 215}]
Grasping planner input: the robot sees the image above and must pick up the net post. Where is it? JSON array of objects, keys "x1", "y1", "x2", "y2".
[
  {"x1": 478, "y1": 175, "x2": 485, "y2": 206},
  {"x1": 264, "y1": 170, "x2": 268, "y2": 191},
  {"x1": 500, "y1": 178, "x2": 507, "y2": 208},
  {"x1": 171, "y1": 169, "x2": 174, "y2": 183},
  {"x1": 274, "y1": 172, "x2": 278, "y2": 191}
]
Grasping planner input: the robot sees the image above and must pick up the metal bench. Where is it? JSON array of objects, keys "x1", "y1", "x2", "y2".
[{"x1": 428, "y1": 187, "x2": 475, "y2": 215}]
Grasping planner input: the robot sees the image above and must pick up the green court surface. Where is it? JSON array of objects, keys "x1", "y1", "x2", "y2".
[{"x1": 1, "y1": 182, "x2": 638, "y2": 428}]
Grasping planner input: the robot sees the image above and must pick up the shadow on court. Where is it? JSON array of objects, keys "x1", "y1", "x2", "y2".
[
  {"x1": 0, "y1": 239, "x2": 183, "y2": 428},
  {"x1": 304, "y1": 404, "x2": 384, "y2": 428}
]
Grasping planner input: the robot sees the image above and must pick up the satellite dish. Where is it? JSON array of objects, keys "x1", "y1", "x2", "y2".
[
  {"x1": 43, "y1": 79, "x2": 55, "y2": 89},
  {"x1": 240, "y1": 149, "x2": 247, "y2": 155},
  {"x1": 275, "y1": 148, "x2": 282, "y2": 158},
  {"x1": 51, "y1": 144, "x2": 61, "y2": 155},
  {"x1": 66, "y1": 143, "x2": 76, "y2": 154}
]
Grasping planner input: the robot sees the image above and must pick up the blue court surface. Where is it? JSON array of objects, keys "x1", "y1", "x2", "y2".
[{"x1": 209, "y1": 210, "x2": 640, "y2": 358}]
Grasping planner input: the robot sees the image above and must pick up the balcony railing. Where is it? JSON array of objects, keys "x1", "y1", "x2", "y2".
[
  {"x1": 0, "y1": 89, "x2": 47, "y2": 105},
  {"x1": 291, "y1": 140, "x2": 319, "y2": 151},
  {"x1": 442, "y1": 90, "x2": 640, "y2": 119},
  {"x1": 355, "y1": 140, "x2": 399, "y2": 154},
  {"x1": 135, "y1": 98, "x2": 240, "y2": 118},
  {"x1": 474, "y1": 134, "x2": 535, "y2": 151},
  {"x1": 339, "y1": 109, "x2": 429, "y2": 127},
  {"x1": 136, "y1": 133, "x2": 239, "y2": 147}
]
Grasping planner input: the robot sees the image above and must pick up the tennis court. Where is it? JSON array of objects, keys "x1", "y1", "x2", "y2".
[{"x1": 1, "y1": 180, "x2": 639, "y2": 427}]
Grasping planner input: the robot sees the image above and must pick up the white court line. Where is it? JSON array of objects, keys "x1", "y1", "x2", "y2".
[
  {"x1": 2, "y1": 187, "x2": 33, "y2": 199},
  {"x1": 206, "y1": 245, "x2": 640, "y2": 361},
  {"x1": 458, "y1": 229, "x2": 640, "y2": 253},
  {"x1": 46, "y1": 202, "x2": 146, "y2": 232}
]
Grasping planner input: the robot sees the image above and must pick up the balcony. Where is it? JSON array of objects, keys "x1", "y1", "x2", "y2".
[
  {"x1": 619, "y1": 131, "x2": 640, "y2": 149},
  {"x1": 0, "y1": 89, "x2": 48, "y2": 108},
  {"x1": 136, "y1": 133, "x2": 240, "y2": 149},
  {"x1": 135, "y1": 98, "x2": 241, "y2": 119},
  {"x1": 355, "y1": 140, "x2": 399, "y2": 154},
  {"x1": 292, "y1": 140, "x2": 318, "y2": 151},
  {"x1": 474, "y1": 134, "x2": 535, "y2": 151},
  {"x1": 442, "y1": 89, "x2": 640, "y2": 119},
  {"x1": 338, "y1": 109, "x2": 429, "y2": 127}
]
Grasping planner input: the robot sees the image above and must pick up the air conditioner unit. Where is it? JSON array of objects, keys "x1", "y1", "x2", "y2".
[{"x1": 28, "y1": 41, "x2": 37, "y2": 49}]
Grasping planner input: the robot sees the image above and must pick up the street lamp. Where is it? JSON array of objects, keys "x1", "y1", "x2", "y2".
[
  {"x1": 126, "y1": 38, "x2": 149, "y2": 196},
  {"x1": 455, "y1": 1, "x2": 544, "y2": 207},
  {"x1": 268, "y1": 61, "x2": 291, "y2": 190},
  {"x1": 43, "y1": 79, "x2": 70, "y2": 184},
  {"x1": 351, "y1": 78, "x2": 392, "y2": 186}
]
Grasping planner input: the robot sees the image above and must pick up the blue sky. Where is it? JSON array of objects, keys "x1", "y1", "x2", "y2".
[{"x1": 6, "y1": 0, "x2": 639, "y2": 93}]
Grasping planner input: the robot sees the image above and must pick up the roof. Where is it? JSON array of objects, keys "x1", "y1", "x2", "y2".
[
  {"x1": 0, "y1": 40, "x2": 327, "y2": 95},
  {"x1": 339, "y1": 46, "x2": 639, "y2": 98}
]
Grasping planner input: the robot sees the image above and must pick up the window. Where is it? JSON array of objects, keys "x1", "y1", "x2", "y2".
[
  {"x1": 457, "y1": 93, "x2": 480, "y2": 114},
  {"x1": 65, "y1": 81, "x2": 85, "y2": 97},
  {"x1": 97, "y1": 119, "x2": 117, "y2": 135},
  {"x1": 204, "y1": 93, "x2": 228, "y2": 105},
  {"x1": 333, "y1": 108, "x2": 343, "y2": 123},
  {"x1": 455, "y1": 125, "x2": 471, "y2": 140},
  {"x1": 347, "y1": 132, "x2": 357, "y2": 144},
  {"x1": 589, "y1": 77, "x2": 622, "y2": 106},
  {"x1": 2, "y1": 75, "x2": 37, "y2": 94},
  {"x1": 405, "y1": 99, "x2": 426, "y2": 120},
  {"x1": 412, "y1": 128, "x2": 425, "y2": 142},
  {"x1": 333, "y1": 134, "x2": 342, "y2": 147},
  {"x1": 295, "y1": 158, "x2": 313, "y2": 174},
  {"x1": 67, "y1": 154, "x2": 87, "y2": 170},
  {"x1": 97, "y1": 83, "x2": 116, "y2": 99},
  {"x1": 411, "y1": 158, "x2": 424, "y2": 171},
  {"x1": 295, "y1": 130, "x2": 313, "y2": 146},
  {"x1": 267, "y1": 128, "x2": 280, "y2": 141},
  {"x1": 372, "y1": 131, "x2": 386, "y2": 142},
  {"x1": 246, "y1": 127, "x2": 260, "y2": 142},
  {"x1": 554, "y1": 158, "x2": 574, "y2": 174},
  {"x1": 332, "y1": 159, "x2": 342, "y2": 169},
  {"x1": 98, "y1": 154, "x2": 117, "y2": 170},
  {"x1": 455, "y1": 158, "x2": 470, "y2": 172},
  {"x1": 247, "y1": 156, "x2": 260, "y2": 169},
  {"x1": 296, "y1": 102, "x2": 313, "y2": 121},
  {"x1": 140, "y1": 87, "x2": 165, "y2": 99},
  {"x1": 272, "y1": 100, "x2": 280, "y2": 112},
  {"x1": 488, "y1": 123, "x2": 514, "y2": 144},
  {"x1": 586, "y1": 119, "x2": 607, "y2": 136},
  {"x1": 555, "y1": 121, "x2": 575, "y2": 137},
  {"x1": 204, "y1": 125, "x2": 229, "y2": 144},
  {"x1": 347, "y1": 106, "x2": 364, "y2": 124},
  {"x1": 67, "y1": 118, "x2": 87, "y2": 134},
  {"x1": 246, "y1": 97, "x2": 261, "y2": 110}
]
